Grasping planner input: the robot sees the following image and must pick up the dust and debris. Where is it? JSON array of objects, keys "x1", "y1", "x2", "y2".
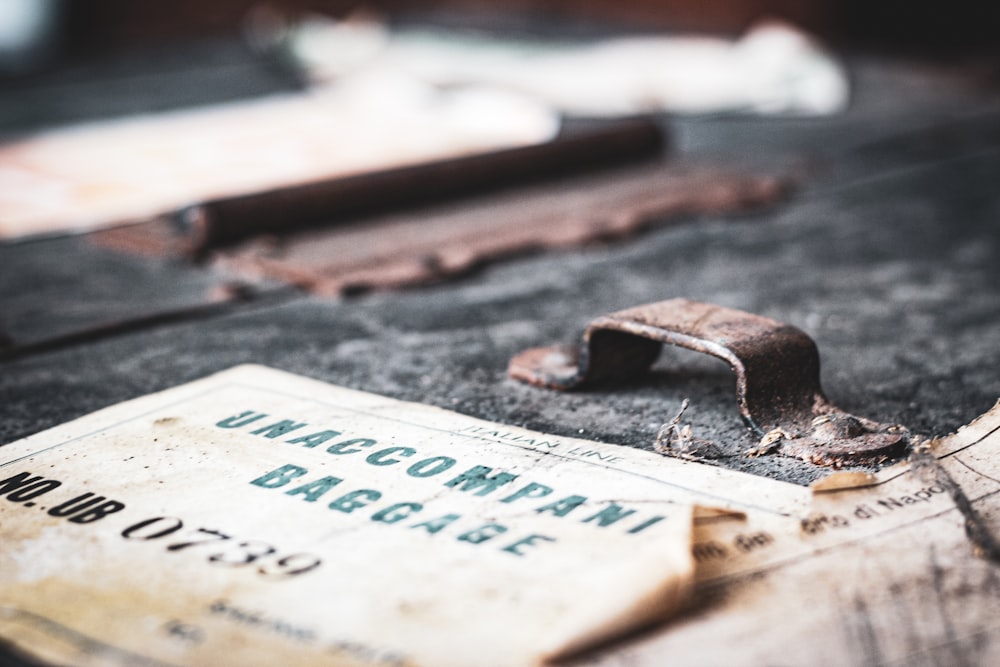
[
  {"x1": 692, "y1": 506, "x2": 747, "y2": 524},
  {"x1": 654, "y1": 399, "x2": 690, "y2": 454},
  {"x1": 654, "y1": 399, "x2": 725, "y2": 461},
  {"x1": 745, "y1": 428, "x2": 790, "y2": 458},
  {"x1": 810, "y1": 471, "x2": 878, "y2": 493}
]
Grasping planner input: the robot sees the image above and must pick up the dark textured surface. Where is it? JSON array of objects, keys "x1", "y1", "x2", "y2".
[
  {"x1": 0, "y1": 37, "x2": 302, "y2": 139},
  {"x1": 0, "y1": 234, "x2": 246, "y2": 348},
  {"x1": 2, "y1": 53, "x2": 1000, "y2": 496}
]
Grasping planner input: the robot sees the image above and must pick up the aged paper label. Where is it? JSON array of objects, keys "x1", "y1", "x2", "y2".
[
  {"x1": 0, "y1": 365, "x2": 804, "y2": 667},
  {"x1": 570, "y1": 401, "x2": 1000, "y2": 666},
  {"x1": 8, "y1": 366, "x2": 994, "y2": 666}
]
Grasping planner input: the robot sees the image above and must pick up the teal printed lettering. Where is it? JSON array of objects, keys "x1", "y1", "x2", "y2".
[
  {"x1": 536, "y1": 495, "x2": 587, "y2": 517},
  {"x1": 444, "y1": 466, "x2": 519, "y2": 496},
  {"x1": 371, "y1": 502, "x2": 423, "y2": 524},
  {"x1": 252, "y1": 420, "x2": 307, "y2": 439},
  {"x1": 216, "y1": 410, "x2": 268, "y2": 428},
  {"x1": 251, "y1": 464, "x2": 309, "y2": 489},
  {"x1": 500, "y1": 482, "x2": 553, "y2": 503},
  {"x1": 457, "y1": 523, "x2": 508, "y2": 544},
  {"x1": 285, "y1": 476, "x2": 343, "y2": 502},
  {"x1": 582, "y1": 503, "x2": 637, "y2": 527},
  {"x1": 366, "y1": 447, "x2": 416, "y2": 466},
  {"x1": 411, "y1": 514, "x2": 461, "y2": 534},
  {"x1": 406, "y1": 457, "x2": 457, "y2": 478},
  {"x1": 328, "y1": 489, "x2": 382, "y2": 513},
  {"x1": 326, "y1": 438, "x2": 377, "y2": 455},
  {"x1": 502, "y1": 534, "x2": 556, "y2": 556}
]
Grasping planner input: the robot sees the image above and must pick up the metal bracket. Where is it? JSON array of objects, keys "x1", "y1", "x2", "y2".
[{"x1": 508, "y1": 299, "x2": 908, "y2": 466}]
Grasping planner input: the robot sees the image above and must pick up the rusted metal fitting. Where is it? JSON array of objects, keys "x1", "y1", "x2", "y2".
[{"x1": 509, "y1": 299, "x2": 908, "y2": 466}]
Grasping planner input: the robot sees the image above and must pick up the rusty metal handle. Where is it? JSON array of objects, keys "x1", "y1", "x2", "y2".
[{"x1": 509, "y1": 298, "x2": 907, "y2": 466}]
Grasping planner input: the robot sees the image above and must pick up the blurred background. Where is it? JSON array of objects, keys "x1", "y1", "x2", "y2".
[
  {"x1": 3, "y1": 0, "x2": 999, "y2": 241},
  {"x1": 4, "y1": 0, "x2": 1000, "y2": 76}
]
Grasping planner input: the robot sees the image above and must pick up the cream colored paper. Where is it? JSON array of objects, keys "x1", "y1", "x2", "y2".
[
  {"x1": 570, "y1": 401, "x2": 1000, "y2": 666},
  {"x1": 0, "y1": 365, "x2": 804, "y2": 667},
  {"x1": 7, "y1": 365, "x2": 996, "y2": 666}
]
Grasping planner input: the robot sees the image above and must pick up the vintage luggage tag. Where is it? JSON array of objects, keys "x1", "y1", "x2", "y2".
[{"x1": 0, "y1": 365, "x2": 804, "y2": 667}]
